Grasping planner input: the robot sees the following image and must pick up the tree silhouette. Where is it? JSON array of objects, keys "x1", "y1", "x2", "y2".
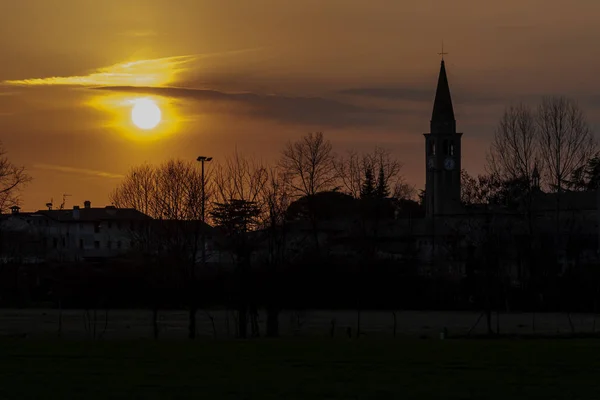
[
  {"x1": 110, "y1": 159, "x2": 210, "y2": 340},
  {"x1": 360, "y1": 164, "x2": 376, "y2": 199},
  {"x1": 537, "y1": 96, "x2": 597, "y2": 193},
  {"x1": 376, "y1": 165, "x2": 390, "y2": 199},
  {"x1": 280, "y1": 132, "x2": 337, "y2": 250},
  {"x1": 487, "y1": 103, "x2": 539, "y2": 185},
  {"x1": 0, "y1": 143, "x2": 31, "y2": 214},
  {"x1": 211, "y1": 199, "x2": 261, "y2": 339},
  {"x1": 569, "y1": 153, "x2": 600, "y2": 191}
]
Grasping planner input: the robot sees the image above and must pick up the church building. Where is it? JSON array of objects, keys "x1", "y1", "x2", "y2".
[
  {"x1": 418, "y1": 56, "x2": 600, "y2": 277},
  {"x1": 424, "y1": 59, "x2": 462, "y2": 217}
]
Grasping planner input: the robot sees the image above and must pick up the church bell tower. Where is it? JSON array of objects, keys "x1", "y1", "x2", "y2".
[{"x1": 424, "y1": 58, "x2": 462, "y2": 216}]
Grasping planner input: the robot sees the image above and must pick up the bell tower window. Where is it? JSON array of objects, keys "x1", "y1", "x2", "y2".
[{"x1": 429, "y1": 140, "x2": 436, "y2": 156}]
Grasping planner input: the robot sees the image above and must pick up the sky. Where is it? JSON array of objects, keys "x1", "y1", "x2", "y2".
[{"x1": 1, "y1": 0, "x2": 600, "y2": 210}]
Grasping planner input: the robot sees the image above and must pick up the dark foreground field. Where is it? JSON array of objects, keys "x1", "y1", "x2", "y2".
[{"x1": 0, "y1": 339, "x2": 599, "y2": 399}]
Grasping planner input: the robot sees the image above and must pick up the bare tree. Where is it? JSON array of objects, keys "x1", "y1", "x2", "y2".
[
  {"x1": 336, "y1": 147, "x2": 407, "y2": 337},
  {"x1": 110, "y1": 159, "x2": 211, "y2": 339},
  {"x1": 460, "y1": 170, "x2": 496, "y2": 206},
  {"x1": 211, "y1": 151, "x2": 268, "y2": 339},
  {"x1": 212, "y1": 150, "x2": 267, "y2": 209},
  {"x1": 487, "y1": 103, "x2": 539, "y2": 184},
  {"x1": 535, "y1": 97, "x2": 598, "y2": 327},
  {"x1": 110, "y1": 160, "x2": 210, "y2": 220},
  {"x1": 280, "y1": 132, "x2": 337, "y2": 250},
  {"x1": 259, "y1": 166, "x2": 292, "y2": 337},
  {"x1": 109, "y1": 164, "x2": 157, "y2": 216},
  {"x1": 537, "y1": 96, "x2": 597, "y2": 193},
  {"x1": 0, "y1": 144, "x2": 31, "y2": 212},
  {"x1": 335, "y1": 150, "x2": 362, "y2": 199},
  {"x1": 335, "y1": 147, "x2": 408, "y2": 200},
  {"x1": 280, "y1": 132, "x2": 337, "y2": 197}
]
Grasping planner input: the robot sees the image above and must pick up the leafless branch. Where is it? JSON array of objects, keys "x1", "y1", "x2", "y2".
[
  {"x1": 537, "y1": 96, "x2": 597, "y2": 192},
  {"x1": 486, "y1": 103, "x2": 539, "y2": 184},
  {"x1": 0, "y1": 144, "x2": 31, "y2": 212},
  {"x1": 279, "y1": 132, "x2": 338, "y2": 197}
]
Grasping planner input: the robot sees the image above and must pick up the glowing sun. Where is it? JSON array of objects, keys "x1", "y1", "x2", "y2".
[{"x1": 131, "y1": 98, "x2": 162, "y2": 130}]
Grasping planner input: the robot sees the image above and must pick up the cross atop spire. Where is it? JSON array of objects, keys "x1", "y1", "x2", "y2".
[{"x1": 438, "y1": 42, "x2": 448, "y2": 60}]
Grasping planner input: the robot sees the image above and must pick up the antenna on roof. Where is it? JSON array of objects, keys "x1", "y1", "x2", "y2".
[
  {"x1": 45, "y1": 198, "x2": 53, "y2": 211},
  {"x1": 59, "y1": 194, "x2": 71, "y2": 210}
]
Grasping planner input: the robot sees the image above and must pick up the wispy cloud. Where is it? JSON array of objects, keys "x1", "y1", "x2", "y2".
[
  {"x1": 2, "y1": 48, "x2": 264, "y2": 88},
  {"x1": 3, "y1": 55, "x2": 196, "y2": 87},
  {"x1": 33, "y1": 164, "x2": 124, "y2": 179}
]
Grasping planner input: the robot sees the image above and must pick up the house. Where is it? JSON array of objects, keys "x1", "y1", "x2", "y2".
[{"x1": 1, "y1": 201, "x2": 152, "y2": 262}]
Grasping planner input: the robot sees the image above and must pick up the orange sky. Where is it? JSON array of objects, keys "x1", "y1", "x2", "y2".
[{"x1": 1, "y1": 0, "x2": 600, "y2": 210}]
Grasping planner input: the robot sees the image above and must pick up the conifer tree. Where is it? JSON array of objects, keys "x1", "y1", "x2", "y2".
[
  {"x1": 376, "y1": 164, "x2": 390, "y2": 199},
  {"x1": 360, "y1": 165, "x2": 376, "y2": 199}
]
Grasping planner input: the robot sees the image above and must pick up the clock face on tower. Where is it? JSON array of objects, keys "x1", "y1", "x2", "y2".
[
  {"x1": 428, "y1": 158, "x2": 435, "y2": 170},
  {"x1": 444, "y1": 157, "x2": 455, "y2": 170}
]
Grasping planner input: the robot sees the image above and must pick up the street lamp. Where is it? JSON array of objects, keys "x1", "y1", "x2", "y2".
[{"x1": 196, "y1": 156, "x2": 212, "y2": 222}]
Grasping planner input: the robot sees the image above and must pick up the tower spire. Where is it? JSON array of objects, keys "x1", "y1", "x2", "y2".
[{"x1": 430, "y1": 55, "x2": 455, "y2": 133}]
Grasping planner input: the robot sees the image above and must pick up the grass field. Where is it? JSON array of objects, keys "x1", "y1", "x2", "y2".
[{"x1": 0, "y1": 339, "x2": 599, "y2": 399}]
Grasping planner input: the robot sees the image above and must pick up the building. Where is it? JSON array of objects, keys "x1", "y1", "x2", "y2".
[
  {"x1": 1, "y1": 201, "x2": 152, "y2": 262},
  {"x1": 419, "y1": 57, "x2": 600, "y2": 275},
  {"x1": 268, "y1": 56, "x2": 600, "y2": 280},
  {"x1": 424, "y1": 58, "x2": 462, "y2": 217}
]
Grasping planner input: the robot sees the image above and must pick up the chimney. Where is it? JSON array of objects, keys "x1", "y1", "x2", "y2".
[
  {"x1": 84, "y1": 200, "x2": 91, "y2": 209},
  {"x1": 73, "y1": 205, "x2": 80, "y2": 220},
  {"x1": 10, "y1": 206, "x2": 20, "y2": 215}
]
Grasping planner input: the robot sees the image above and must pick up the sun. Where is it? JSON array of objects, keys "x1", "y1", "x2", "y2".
[{"x1": 131, "y1": 98, "x2": 162, "y2": 130}]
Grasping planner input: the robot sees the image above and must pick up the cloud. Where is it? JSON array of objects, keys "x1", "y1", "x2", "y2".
[
  {"x1": 33, "y1": 164, "x2": 124, "y2": 179},
  {"x1": 338, "y1": 85, "x2": 512, "y2": 107},
  {"x1": 1, "y1": 49, "x2": 263, "y2": 88},
  {"x1": 3, "y1": 55, "x2": 196, "y2": 87},
  {"x1": 338, "y1": 87, "x2": 433, "y2": 102},
  {"x1": 93, "y1": 85, "x2": 402, "y2": 128}
]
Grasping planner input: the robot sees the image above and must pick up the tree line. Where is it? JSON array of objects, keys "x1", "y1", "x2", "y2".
[
  {"x1": 106, "y1": 133, "x2": 416, "y2": 338},
  {"x1": 0, "y1": 96, "x2": 599, "y2": 338}
]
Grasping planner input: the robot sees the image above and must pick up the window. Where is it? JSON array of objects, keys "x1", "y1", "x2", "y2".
[
  {"x1": 428, "y1": 140, "x2": 435, "y2": 156},
  {"x1": 449, "y1": 141, "x2": 455, "y2": 156},
  {"x1": 79, "y1": 239, "x2": 84, "y2": 249},
  {"x1": 94, "y1": 241, "x2": 100, "y2": 249},
  {"x1": 443, "y1": 140, "x2": 449, "y2": 155}
]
